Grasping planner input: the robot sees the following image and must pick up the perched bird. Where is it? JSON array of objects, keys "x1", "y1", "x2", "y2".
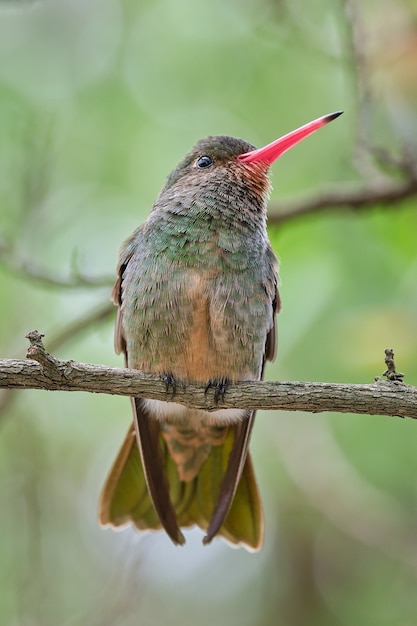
[{"x1": 99, "y1": 111, "x2": 342, "y2": 551}]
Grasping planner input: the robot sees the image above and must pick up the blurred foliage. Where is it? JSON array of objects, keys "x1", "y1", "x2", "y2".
[{"x1": 0, "y1": 0, "x2": 417, "y2": 625}]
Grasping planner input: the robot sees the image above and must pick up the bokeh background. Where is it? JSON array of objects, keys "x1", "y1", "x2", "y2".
[{"x1": 1, "y1": 0, "x2": 417, "y2": 624}]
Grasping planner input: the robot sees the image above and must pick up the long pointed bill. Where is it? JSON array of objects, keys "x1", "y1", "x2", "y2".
[{"x1": 237, "y1": 111, "x2": 343, "y2": 166}]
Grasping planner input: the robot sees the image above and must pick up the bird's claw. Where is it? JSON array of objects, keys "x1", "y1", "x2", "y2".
[
  {"x1": 162, "y1": 373, "x2": 177, "y2": 398},
  {"x1": 205, "y1": 378, "x2": 229, "y2": 405}
]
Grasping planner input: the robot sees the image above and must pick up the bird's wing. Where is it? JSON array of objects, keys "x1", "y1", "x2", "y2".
[
  {"x1": 110, "y1": 232, "x2": 185, "y2": 545},
  {"x1": 203, "y1": 276, "x2": 280, "y2": 545},
  {"x1": 264, "y1": 284, "x2": 281, "y2": 364},
  {"x1": 203, "y1": 411, "x2": 255, "y2": 545},
  {"x1": 131, "y1": 398, "x2": 185, "y2": 545}
]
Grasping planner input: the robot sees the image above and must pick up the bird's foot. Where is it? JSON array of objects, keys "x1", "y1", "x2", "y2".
[
  {"x1": 205, "y1": 377, "x2": 229, "y2": 405},
  {"x1": 162, "y1": 373, "x2": 177, "y2": 399}
]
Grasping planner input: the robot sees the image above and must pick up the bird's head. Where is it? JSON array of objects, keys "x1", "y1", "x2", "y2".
[
  {"x1": 162, "y1": 111, "x2": 342, "y2": 196},
  {"x1": 154, "y1": 111, "x2": 343, "y2": 220}
]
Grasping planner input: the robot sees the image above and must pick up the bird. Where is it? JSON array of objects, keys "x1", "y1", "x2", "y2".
[{"x1": 98, "y1": 111, "x2": 343, "y2": 551}]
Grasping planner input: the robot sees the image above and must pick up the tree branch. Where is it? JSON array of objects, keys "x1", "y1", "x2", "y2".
[
  {"x1": 0, "y1": 331, "x2": 416, "y2": 420},
  {"x1": 0, "y1": 239, "x2": 114, "y2": 290},
  {"x1": 268, "y1": 177, "x2": 417, "y2": 225}
]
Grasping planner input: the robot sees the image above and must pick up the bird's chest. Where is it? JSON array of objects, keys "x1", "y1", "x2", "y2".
[{"x1": 123, "y1": 257, "x2": 267, "y2": 382}]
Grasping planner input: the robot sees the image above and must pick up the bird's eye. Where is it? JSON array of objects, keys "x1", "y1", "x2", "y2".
[{"x1": 196, "y1": 155, "x2": 213, "y2": 169}]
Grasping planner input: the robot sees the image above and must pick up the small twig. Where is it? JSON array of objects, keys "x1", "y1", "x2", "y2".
[
  {"x1": 25, "y1": 330, "x2": 71, "y2": 383},
  {"x1": 382, "y1": 348, "x2": 405, "y2": 382},
  {"x1": 0, "y1": 303, "x2": 115, "y2": 424},
  {"x1": 0, "y1": 333, "x2": 415, "y2": 419}
]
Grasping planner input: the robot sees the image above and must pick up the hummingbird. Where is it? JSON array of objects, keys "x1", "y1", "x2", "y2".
[{"x1": 99, "y1": 111, "x2": 342, "y2": 551}]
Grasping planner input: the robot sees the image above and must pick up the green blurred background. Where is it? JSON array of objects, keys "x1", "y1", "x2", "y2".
[{"x1": 1, "y1": 0, "x2": 417, "y2": 624}]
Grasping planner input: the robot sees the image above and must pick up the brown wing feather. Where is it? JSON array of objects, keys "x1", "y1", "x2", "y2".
[
  {"x1": 112, "y1": 249, "x2": 184, "y2": 545},
  {"x1": 203, "y1": 411, "x2": 254, "y2": 544},
  {"x1": 204, "y1": 282, "x2": 280, "y2": 545},
  {"x1": 264, "y1": 285, "x2": 281, "y2": 364},
  {"x1": 111, "y1": 264, "x2": 127, "y2": 356},
  {"x1": 131, "y1": 398, "x2": 185, "y2": 545}
]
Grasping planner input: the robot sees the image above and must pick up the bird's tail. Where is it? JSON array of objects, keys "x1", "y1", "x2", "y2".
[{"x1": 99, "y1": 421, "x2": 264, "y2": 551}]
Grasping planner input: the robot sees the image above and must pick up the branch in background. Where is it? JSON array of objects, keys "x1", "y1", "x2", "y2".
[
  {"x1": 46, "y1": 302, "x2": 114, "y2": 353},
  {"x1": 268, "y1": 176, "x2": 417, "y2": 224},
  {"x1": 0, "y1": 332, "x2": 416, "y2": 419},
  {"x1": 0, "y1": 239, "x2": 114, "y2": 290}
]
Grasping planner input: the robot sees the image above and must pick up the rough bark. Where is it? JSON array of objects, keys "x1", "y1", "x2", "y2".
[{"x1": 0, "y1": 331, "x2": 415, "y2": 420}]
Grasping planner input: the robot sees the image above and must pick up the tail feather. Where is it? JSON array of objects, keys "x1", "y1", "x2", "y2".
[{"x1": 99, "y1": 422, "x2": 263, "y2": 551}]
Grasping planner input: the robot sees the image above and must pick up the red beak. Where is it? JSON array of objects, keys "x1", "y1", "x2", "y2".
[{"x1": 237, "y1": 111, "x2": 343, "y2": 166}]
